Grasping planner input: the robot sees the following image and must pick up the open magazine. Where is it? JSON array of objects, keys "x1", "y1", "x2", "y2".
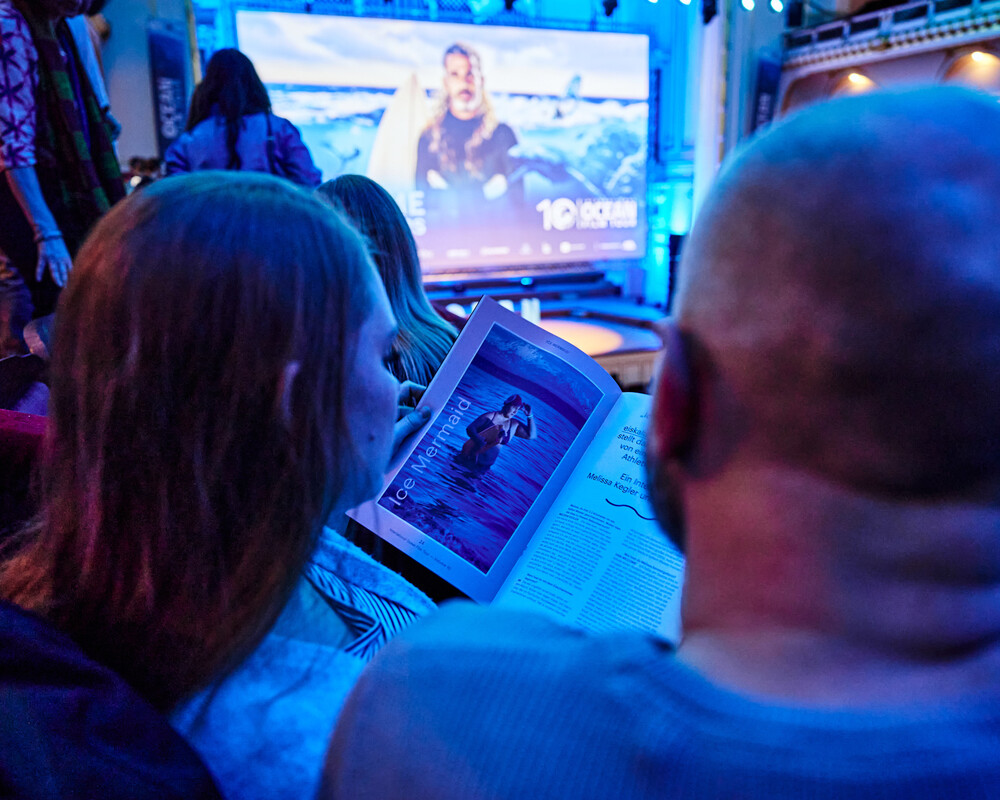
[{"x1": 350, "y1": 299, "x2": 685, "y2": 643}]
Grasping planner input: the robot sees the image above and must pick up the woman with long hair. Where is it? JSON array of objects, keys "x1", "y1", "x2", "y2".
[
  {"x1": 0, "y1": 172, "x2": 433, "y2": 799},
  {"x1": 164, "y1": 48, "x2": 321, "y2": 188},
  {"x1": 317, "y1": 174, "x2": 457, "y2": 386},
  {"x1": 317, "y1": 174, "x2": 460, "y2": 600}
]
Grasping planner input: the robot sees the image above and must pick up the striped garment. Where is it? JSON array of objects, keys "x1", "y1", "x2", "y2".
[
  {"x1": 304, "y1": 561, "x2": 424, "y2": 662},
  {"x1": 172, "y1": 530, "x2": 436, "y2": 800}
]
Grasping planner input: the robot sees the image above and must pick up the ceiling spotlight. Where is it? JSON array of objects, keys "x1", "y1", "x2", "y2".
[
  {"x1": 741, "y1": 0, "x2": 754, "y2": 9},
  {"x1": 770, "y1": 0, "x2": 783, "y2": 10},
  {"x1": 603, "y1": 0, "x2": 619, "y2": 15}
]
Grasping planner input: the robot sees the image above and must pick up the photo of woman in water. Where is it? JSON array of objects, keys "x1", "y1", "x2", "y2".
[{"x1": 458, "y1": 394, "x2": 537, "y2": 472}]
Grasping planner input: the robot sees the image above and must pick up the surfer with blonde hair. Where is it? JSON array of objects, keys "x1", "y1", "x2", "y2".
[{"x1": 416, "y1": 42, "x2": 518, "y2": 202}]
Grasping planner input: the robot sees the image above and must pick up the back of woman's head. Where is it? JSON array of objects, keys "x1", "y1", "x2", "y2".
[
  {"x1": 0, "y1": 172, "x2": 377, "y2": 709},
  {"x1": 317, "y1": 175, "x2": 456, "y2": 385},
  {"x1": 187, "y1": 48, "x2": 271, "y2": 169}
]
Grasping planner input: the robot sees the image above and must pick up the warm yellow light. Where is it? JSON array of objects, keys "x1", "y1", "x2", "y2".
[
  {"x1": 970, "y1": 50, "x2": 988, "y2": 63},
  {"x1": 848, "y1": 72, "x2": 867, "y2": 84}
]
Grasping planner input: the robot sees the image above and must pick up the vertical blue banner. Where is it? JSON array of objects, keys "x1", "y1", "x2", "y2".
[
  {"x1": 147, "y1": 20, "x2": 189, "y2": 159},
  {"x1": 752, "y1": 57, "x2": 783, "y2": 133}
]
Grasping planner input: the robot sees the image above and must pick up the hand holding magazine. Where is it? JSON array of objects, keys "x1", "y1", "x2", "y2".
[{"x1": 350, "y1": 299, "x2": 685, "y2": 643}]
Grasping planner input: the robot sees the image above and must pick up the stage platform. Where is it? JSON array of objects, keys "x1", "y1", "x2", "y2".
[
  {"x1": 539, "y1": 299, "x2": 663, "y2": 391},
  {"x1": 429, "y1": 280, "x2": 665, "y2": 391}
]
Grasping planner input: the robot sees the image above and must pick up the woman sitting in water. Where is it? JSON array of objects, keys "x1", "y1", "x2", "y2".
[
  {"x1": 0, "y1": 172, "x2": 433, "y2": 800},
  {"x1": 460, "y1": 393, "x2": 538, "y2": 472}
]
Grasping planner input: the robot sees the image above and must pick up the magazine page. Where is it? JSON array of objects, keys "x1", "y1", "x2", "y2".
[
  {"x1": 350, "y1": 299, "x2": 622, "y2": 602},
  {"x1": 494, "y1": 392, "x2": 685, "y2": 643}
]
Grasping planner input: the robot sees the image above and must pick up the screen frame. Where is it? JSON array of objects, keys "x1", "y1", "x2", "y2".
[{"x1": 229, "y1": 4, "x2": 655, "y2": 281}]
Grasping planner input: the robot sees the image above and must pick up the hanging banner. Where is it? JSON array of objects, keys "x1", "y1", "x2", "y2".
[
  {"x1": 751, "y1": 57, "x2": 783, "y2": 133},
  {"x1": 147, "y1": 20, "x2": 189, "y2": 158}
]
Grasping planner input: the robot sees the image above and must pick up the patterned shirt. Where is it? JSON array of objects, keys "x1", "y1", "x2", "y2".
[{"x1": 0, "y1": 0, "x2": 37, "y2": 171}]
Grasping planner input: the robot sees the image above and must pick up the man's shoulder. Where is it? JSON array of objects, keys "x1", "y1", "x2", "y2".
[
  {"x1": 349, "y1": 602, "x2": 672, "y2": 724},
  {"x1": 328, "y1": 605, "x2": 1000, "y2": 799},
  {"x1": 326, "y1": 605, "x2": 674, "y2": 798}
]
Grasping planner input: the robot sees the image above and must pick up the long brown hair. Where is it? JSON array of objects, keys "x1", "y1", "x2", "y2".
[
  {"x1": 0, "y1": 172, "x2": 376, "y2": 710},
  {"x1": 317, "y1": 174, "x2": 456, "y2": 385}
]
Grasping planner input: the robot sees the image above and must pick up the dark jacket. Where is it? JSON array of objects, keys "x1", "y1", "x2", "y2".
[{"x1": 0, "y1": 600, "x2": 221, "y2": 799}]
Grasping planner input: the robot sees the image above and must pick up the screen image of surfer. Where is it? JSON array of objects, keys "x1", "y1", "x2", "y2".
[
  {"x1": 378, "y1": 324, "x2": 605, "y2": 574},
  {"x1": 234, "y1": 12, "x2": 649, "y2": 275},
  {"x1": 416, "y1": 42, "x2": 522, "y2": 216}
]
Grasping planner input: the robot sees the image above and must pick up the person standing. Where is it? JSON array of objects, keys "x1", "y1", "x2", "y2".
[
  {"x1": 164, "y1": 48, "x2": 321, "y2": 189},
  {"x1": 0, "y1": 0, "x2": 124, "y2": 356}
]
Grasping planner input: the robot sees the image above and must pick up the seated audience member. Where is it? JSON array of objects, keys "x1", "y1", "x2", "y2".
[
  {"x1": 316, "y1": 174, "x2": 457, "y2": 387},
  {"x1": 0, "y1": 172, "x2": 434, "y2": 800},
  {"x1": 317, "y1": 174, "x2": 461, "y2": 600},
  {"x1": 321, "y1": 87, "x2": 1000, "y2": 797},
  {"x1": 164, "y1": 49, "x2": 321, "y2": 189},
  {"x1": 0, "y1": 0, "x2": 124, "y2": 357}
]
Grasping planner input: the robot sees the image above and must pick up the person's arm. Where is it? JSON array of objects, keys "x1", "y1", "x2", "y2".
[
  {"x1": 416, "y1": 130, "x2": 449, "y2": 190},
  {"x1": 274, "y1": 116, "x2": 322, "y2": 189},
  {"x1": 162, "y1": 135, "x2": 191, "y2": 176},
  {"x1": 415, "y1": 130, "x2": 431, "y2": 190},
  {"x1": 482, "y1": 124, "x2": 518, "y2": 200},
  {"x1": 0, "y1": 7, "x2": 70, "y2": 284},
  {"x1": 513, "y1": 404, "x2": 537, "y2": 440},
  {"x1": 5, "y1": 166, "x2": 72, "y2": 286}
]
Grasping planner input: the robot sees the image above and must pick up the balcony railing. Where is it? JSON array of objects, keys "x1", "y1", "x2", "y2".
[{"x1": 785, "y1": 0, "x2": 1000, "y2": 57}]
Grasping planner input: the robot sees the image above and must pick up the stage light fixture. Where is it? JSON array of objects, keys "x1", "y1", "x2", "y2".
[
  {"x1": 770, "y1": 0, "x2": 783, "y2": 10},
  {"x1": 603, "y1": 0, "x2": 618, "y2": 16},
  {"x1": 741, "y1": 0, "x2": 754, "y2": 10}
]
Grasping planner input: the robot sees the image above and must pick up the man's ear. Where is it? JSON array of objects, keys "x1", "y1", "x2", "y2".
[
  {"x1": 278, "y1": 361, "x2": 301, "y2": 428},
  {"x1": 649, "y1": 319, "x2": 695, "y2": 466}
]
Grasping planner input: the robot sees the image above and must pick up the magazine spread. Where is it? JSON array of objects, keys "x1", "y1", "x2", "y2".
[{"x1": 349, "y1": 299, "x2": 684, "y2": 642}]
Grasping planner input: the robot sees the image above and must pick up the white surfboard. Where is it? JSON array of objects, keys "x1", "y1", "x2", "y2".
[{"x1": 367, "y1": 71, "x2": 430, "y2": 195}]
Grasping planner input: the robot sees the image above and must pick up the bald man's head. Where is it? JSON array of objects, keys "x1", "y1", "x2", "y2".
[{"x1": 674, "y1": 87, "x2": 1000, "y2": 497}]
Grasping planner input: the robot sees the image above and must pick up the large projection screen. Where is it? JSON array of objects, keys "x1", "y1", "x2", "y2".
[{"x1": 236, "y1": 10, "x2": 649, "y2": 278}]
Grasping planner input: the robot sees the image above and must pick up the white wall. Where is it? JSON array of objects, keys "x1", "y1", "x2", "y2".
[{"x1": 102, "y1": 0, "x2": 193, "y2": 163}]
